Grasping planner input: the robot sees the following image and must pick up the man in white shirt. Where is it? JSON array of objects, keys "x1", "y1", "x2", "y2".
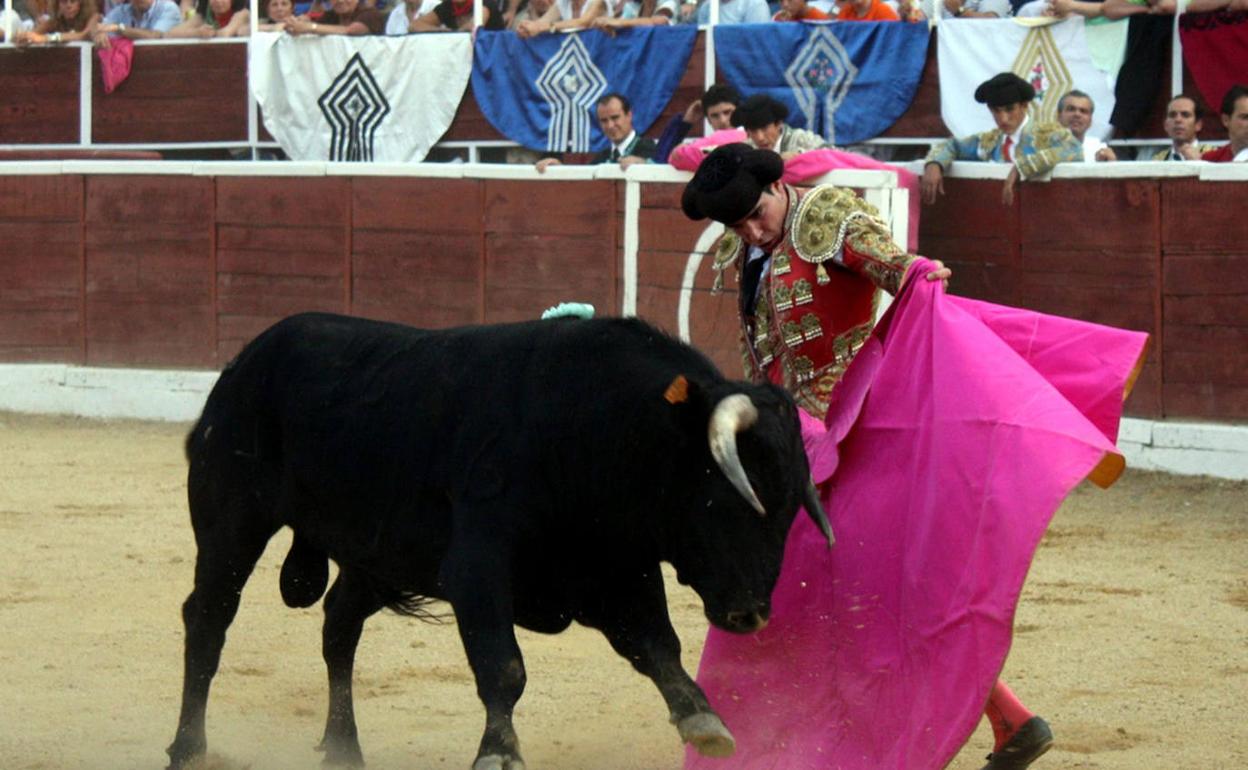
[
  {"x1": 94, "y1": 0, "x2": 182, "y2": 43},
  {"x1": 535, "y1": 92, "x2": 657, "y2": 172},
  {"x1": 1151, "y1": 95, "x2": 1216, "y2": 161},
  {"x1": 1057, "y1": 89, "x2": 1116, "y2": 162},
  {"x1": 695, "y1": 0, "x2": 771, "y2": 24}
]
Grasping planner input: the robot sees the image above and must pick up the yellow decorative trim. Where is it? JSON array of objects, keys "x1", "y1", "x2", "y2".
[{"x1": 791, "y1": 185, "x2": 876, "y2": 266}]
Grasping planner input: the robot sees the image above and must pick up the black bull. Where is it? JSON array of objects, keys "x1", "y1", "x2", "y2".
[{"x1": 167, "y1": 312, "x2": 832, "y2": 770}]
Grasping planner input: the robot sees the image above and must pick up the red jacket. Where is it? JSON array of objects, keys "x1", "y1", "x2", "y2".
[{"x1": 1201, "y1": 144, "x2": 1237, "y2": 162}]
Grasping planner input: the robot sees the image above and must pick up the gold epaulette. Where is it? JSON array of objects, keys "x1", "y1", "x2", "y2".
[
  {"x1": 1028, "y1": 121, "x2": 1075, "y2": 148},
  {"x1": 709, "y1": 231, "x2": 745, "y2": 294},
  {"x1": 977, "y1": 128, "x2": 1003, "y2": 158},
  {"x1": 791, "y1": 185, "x2": 877, "y2": 285}
]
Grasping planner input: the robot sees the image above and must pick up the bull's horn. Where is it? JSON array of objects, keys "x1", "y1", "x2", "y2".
[
  {"x1": 708, "y1": 394, "x2": 765, "y2": 516},
  {"x1": 804, "y1": 480, "x2": 835, "y2": 549}
]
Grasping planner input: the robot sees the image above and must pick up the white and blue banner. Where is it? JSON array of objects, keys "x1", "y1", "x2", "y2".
[
  {"x1": 472, "y1": 27, "x2": 697, "y2": 153},
  {"x1": 715, "y1": 22, "x2": 929, "y2": 145},
  {"x1": 938, "y1": 18, "x2": 1117, "y2": 140},
  {"x1": 250, "y1": 32, "x2": 472, "y2": 162}
]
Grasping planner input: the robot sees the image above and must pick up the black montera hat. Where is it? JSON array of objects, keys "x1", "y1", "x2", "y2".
[
  {"x1": 681, "y1": 144, "x2": 785, "y2": 224},
  {"x1": 974, "y1": 73, "x2": 1036, "y2": 107},
  {"x1": 731, "y1": 94, "x2": 790, "y2": 130}
]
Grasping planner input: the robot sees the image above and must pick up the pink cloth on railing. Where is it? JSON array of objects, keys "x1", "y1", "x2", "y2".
[
  {"x1": 686, "y1": 260, "x2": 1148, "y2": 770},
  {"x1": 668, "y1": 129, "x2": 920, "y2": 251},
  {"x1": 97, "y1": 37, "x2": 134, "y2": 94}
]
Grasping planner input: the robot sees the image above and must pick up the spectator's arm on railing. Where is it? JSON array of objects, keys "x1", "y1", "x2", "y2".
[
  {"x1": 1101, "y1": 0, "x2": 1153, "y2": 18},
  {"x1": 515, "y1": 1, "x2": 559, "y2": 36},
  {"x1": 1045, "y1": 0, "x2": 1104, "y2": 18}
]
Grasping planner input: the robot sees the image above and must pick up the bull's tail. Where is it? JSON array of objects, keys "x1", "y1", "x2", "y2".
[{"x1": 279, "y1": 532, "x2": 329, "y2": 608}]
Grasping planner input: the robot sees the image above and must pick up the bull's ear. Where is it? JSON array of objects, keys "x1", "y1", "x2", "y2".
[{"x1": 664, "y1": 375, "x2": 690, "y2": 405}]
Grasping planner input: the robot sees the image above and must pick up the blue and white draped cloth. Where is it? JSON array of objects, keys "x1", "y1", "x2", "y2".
[
  {"x1": 472, "y1": 26, "x2": 698, "y2": 153},
  {"x1": 714, "y1": 22, "x2": 929, "y2": 146}
]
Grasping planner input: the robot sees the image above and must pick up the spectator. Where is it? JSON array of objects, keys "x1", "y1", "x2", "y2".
[
  {"x1": 1027, "y1": 0, "x2": 1103, "y2": 17},
  {"x1": 837, "y1": 0, "x2": 900, "y2": 20},
  {"x1": 773, "y1": 0, "x2": 831, "y2": 20},
  {"x1": 535, "y1": 93, "x2": 658, "y2": 172},
  {"x1": 940, "y1": 0, "x2": 1008, "y2": 18},
  {"x1": 506, "y1": 0, "x2": 551, "y2": 26},
  {"x1": 653, "y1": 83, "x2": 741, "y2": 165},
  {"x1": 94, "y1": 0, "x2": 181, "y2": 43},
  {"x1": 1202, "y1": 84, "x2": 1248, "y2": 163},
  {"x1": 923, "y1": 72, "x2": 1081, "y2": 205},
  {"x1": 285, "y1": 0, "x2": 387, "y2": 34},
  {"x1": 1151, "y1": 94, "x2": 1215, "y2": 160},
  {"x1": 13, "y1": 0, "x2": 98, "y2": 44},
  {"x1": 733, "y1": 94, "x2": 829, "y2": 159},
  {"x1": 167, "y1": 0, "x2": 250, "y2": 37},
  {"x1": 384, "y1": 0, "x2": 437, "y2": 32},
  {"x1": 409, "y1": 0, "x2": 505, "y2": 29},
  {"x1": 895, "y1": 0, "x2": 927, "y2": 20},
  {"x1": 1057, "y1": 89, "x2": 1116, "y2": 162},
  {"x1": 258, "y1": 0, "x2": 296, "y2": 28},
  {"x1": 590, "y1": 0, "x2": 678, "y2": 30},
  {"x1": 1, "y1": 0, "x2": 44, "y2": 40},
  {"x1": 515, "y1": 0, "x2": 613, "y2": 37},
  {"x1": 695, "y1": 0, "x2": 771, "y2": 24}
]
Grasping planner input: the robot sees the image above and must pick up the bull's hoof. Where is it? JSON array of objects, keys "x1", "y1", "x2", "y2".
[
  {"x1": 472, "y1": 753, "x2": 526, "y2": 770},
  {"x1": 166, "y1": 737, "x2": 206, "y2": 770},
  {"x1": 677, "y1": 712, "x2": 736, "y2": 758},
  {"x1": 316, "y1": 737, "x2": 366, "y2": 768}
]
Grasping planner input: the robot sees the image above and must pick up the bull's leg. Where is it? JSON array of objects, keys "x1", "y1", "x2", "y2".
[
  {"x1": 441, "y1": 548, "x2": 527, "y2": 770},
  {"x1": 167, "y1": 513, "x2": 277, "y2": 769},
  {"x1": 579, "y1": 571, "x2": 735, "y2": 758},
  {"x1": 316, "y1": 569, "x2": 385, "y2": 767}
]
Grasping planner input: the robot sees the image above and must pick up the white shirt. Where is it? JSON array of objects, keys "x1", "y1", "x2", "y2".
[
  {"x1": 608, "y1": 130, "x2": 639, "y2": 160},
  {"x1": 1235, "y1": 147, "x2": 1248, "y2": 162},
  {"x1": 385, "y1": 0, "x2": 440, "y2": 34},
  {"x1": 1081, "y1": 135, "x2": 1107, "y2": 163},
  {"x1": 1001, "y1": 116, "x2": 1027, "y2": 161}
]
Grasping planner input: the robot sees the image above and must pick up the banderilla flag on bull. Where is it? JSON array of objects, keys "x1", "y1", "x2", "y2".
[
  {"x1": 472, "y1": 26, "x2": 697, "y2": 153},
  {"x1": 686, "y1": 261, "x2": 1148, "y2": 770},
  {"x1": 713, "y1": 21, "x2": 929, "y2": 146}
]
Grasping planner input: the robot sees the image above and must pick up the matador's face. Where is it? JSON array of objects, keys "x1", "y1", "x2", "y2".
[{"x1": 729, "y1": 182, "x2": 787, "y2": 250}]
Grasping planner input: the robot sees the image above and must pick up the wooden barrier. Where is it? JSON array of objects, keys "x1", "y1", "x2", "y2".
[{"x1": 0, "y1": 165, "x2": 1244, "y2": 421}]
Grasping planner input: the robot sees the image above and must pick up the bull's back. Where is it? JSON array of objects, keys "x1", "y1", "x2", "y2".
[{"x1": 186, "y1": 312, "x2": 720, "y2": 588}]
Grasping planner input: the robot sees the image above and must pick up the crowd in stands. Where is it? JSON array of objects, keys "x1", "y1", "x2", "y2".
[
  {"x1": 2, "y1": 0, "x2": 1244, "y2": 168},
  {"x1": 5, "y1": 0, "x2": 1247, "y2": 41}
]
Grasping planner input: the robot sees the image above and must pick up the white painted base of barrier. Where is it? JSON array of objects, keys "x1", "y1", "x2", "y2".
[
  {"x1": 1118, "y1": 418, "x2": 1248, "y2": 481},
  {"x1": 1, "y1": 364, "x2": 1245, "y2": 481},
  {"x1": 0, "y1": 364, "x2": 218, "y2": 423}
]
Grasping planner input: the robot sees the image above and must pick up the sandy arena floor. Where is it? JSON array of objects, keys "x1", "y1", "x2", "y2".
[{"x1": 0, "y1": 412, "x2": 1244, "y2": 770}]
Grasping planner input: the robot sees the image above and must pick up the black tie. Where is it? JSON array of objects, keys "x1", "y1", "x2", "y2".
[{"x1": 609, "y1": 148, "x2": 620, "y2": 161}]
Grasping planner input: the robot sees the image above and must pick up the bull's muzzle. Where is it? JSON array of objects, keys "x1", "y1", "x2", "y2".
[{"x1": 723, "y1": 607, "x2": 770, "y2": 634}]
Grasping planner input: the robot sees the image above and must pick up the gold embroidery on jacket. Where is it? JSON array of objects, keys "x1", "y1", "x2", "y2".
[
  {"x1": 782, "y1": 321, "x2": 804, "y2": 348},
  {"x1": 792, "y1": 278, "x2": 814, "y2": 306},
  {"x1": 800, "y1": 313, "x2": 823, "y2": 341},
  {"x1": 774, "y1": 281, "x2": 794, "y2": 312}
]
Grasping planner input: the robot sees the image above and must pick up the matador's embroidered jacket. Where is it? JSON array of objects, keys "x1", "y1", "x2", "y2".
[
  {"x1": 711, "y1": 184, "x2": 916, "y2": 418},
  {"x1": 924, "y1": 119, "x2": 1081, "y2": 179}
]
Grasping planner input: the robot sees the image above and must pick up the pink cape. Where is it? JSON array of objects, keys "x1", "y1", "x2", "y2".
[
  {"x1": 686, "y1": 261, "x2": 1147, "y2": 770},
  {"x1": 668, "y1": 128, "x2": 921, "y2": 251}
]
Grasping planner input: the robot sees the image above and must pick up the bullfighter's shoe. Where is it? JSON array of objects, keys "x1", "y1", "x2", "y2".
[{"x1": 981, "y1": 716, "x2": 1054, "y2": 770}]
